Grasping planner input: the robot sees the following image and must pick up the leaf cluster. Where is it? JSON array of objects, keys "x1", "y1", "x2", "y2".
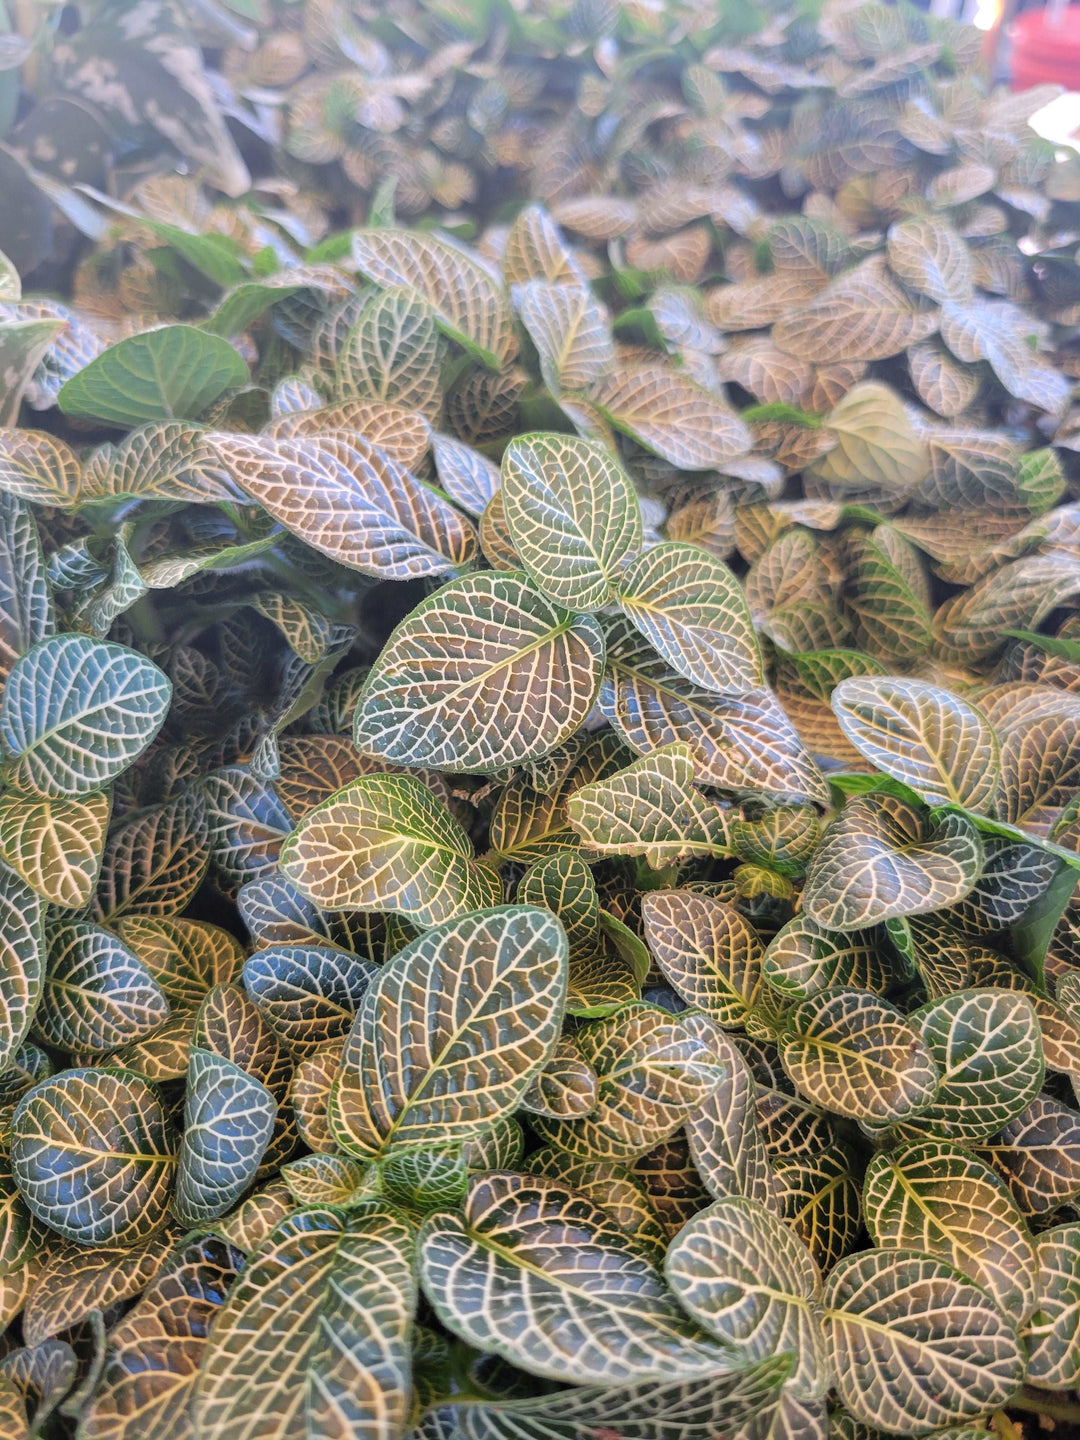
[{"x1": 2, "y1": 1, "x2": 1080, "y2": 1439}]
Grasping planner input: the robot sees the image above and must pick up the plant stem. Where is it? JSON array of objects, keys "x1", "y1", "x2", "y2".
[
  {"x1": 1011, "y1": 1389, "x2": 1080, "y2": 1423},
  {"x1": 992, "y1": 1412, "x2": 1023, "y2": 1440}
]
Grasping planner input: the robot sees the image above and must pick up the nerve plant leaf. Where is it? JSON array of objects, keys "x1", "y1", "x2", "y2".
[
  {"x1": 802, "y1": 797, "x2": 984, "y2": 931},
  {"x1": 665, "y1": 1198, "x2": 828, "y2": 1400},
  {"x1": 36, "y1": 920, "x2": 169, "y2": 1055},
  {"x1": 11, "y1": 1069, "x2": 174, "y2": 1246},
  {"x1": 863, "y1": 1139, "x2": 1038, "y2": 1322},
  {"x1": 58, "y1": 325, "x2": 249, "y2": 427},
  {"x1": 528, "y1": 1003, "x2": 724, "y2": 1160},
  {"x1": 566, "y1": 744, "x2": 730, "y2": 867},
  {"x1": 3, "y1": 9, "x2": 1080, "y2": 1430},
  {"x1": 0, "y1": 636, "x2": 171, "y2": 797},
  {"x1": 641, "y1": 890, "x2": 763, "y2": 1027},
  {"x1": 281, "y1": 772, "x2": 500, "y2": 926},
  {"x1": 455, "y1": 1362, "x2": 791, "y2": 1440},
  {"x1": 352, "y1": 228, "x2": 516, "y2": 370},
  {"x1": 0, "y1": 871, "x2": 43, "y2": 1073},
  {"x1": 501, "y1": 433, "x2": 641, "y2": 611},
  {"x1": 831, "y1": 677, "x2": 1000, "y2": 812},
  {"x1": 193, "y1": 1203, "x2": 416, "y2": 1440},
  {"x1": 910, "y1": 988, "x2": 1044, "y2": 1141},
  {"x1": 1026, "y1": 1222, "x2": 1080, "y2": 1389},
  {"x1": 822, "y1": 1249, "x2": 1023, "y2": 1434},
  {"x1": 0, "y1": 789, "x2": 109, "y2": 908},
  {"x1": 419, "y1": 1172, "x2": 738, "y2": 1385},
  {"x1": 209, "y1": 432, "x2": 477, "y2": 579},
  {"x1": 617, "y1": 542, "x2": 763, "y2": 695},
  {"x1": 780, "y1": 989, "x2": 939, "y2": 1125},
  {"x1": 353, "y1": 572, "x2": 605, "y2": 772},
  {"x1": 173, "y1": 1049, "x2": 277, "y2": 1226},
  {"x1": 329, "y1": 906, "x2": 567, "y2": 1157}
]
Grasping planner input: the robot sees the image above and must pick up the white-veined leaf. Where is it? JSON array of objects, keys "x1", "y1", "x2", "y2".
[
  {"x1": 0, "y1": 636, "x2": 171, "y2": 798},
  {"x1": 353, "y1": 572, "x2": 605, "y2": 773}
]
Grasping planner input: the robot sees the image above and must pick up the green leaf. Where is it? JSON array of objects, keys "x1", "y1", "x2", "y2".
[
  {"x1": 419, "y1": 1171, "x2": 738, "y2": 1384},
  {"x1": 210, "y1": 431, "x2": 477, "y2": 580},
  {"x1": 280, "y1": 772, "x2": 502, "y2": 927},
  {"x1": 353, "y1": 572, "x2": 605, "y2": 773},
  {"x1": 11, "y1": 1068, "x2": 175, "y2": 1245},
  {"x1": 780, "y1": 988, "x2": 939, "y2": 1124},
  {"x1": 802, "y1": 797, "x2": 984, "y2": 932},
  {"x1": 566, "y1": 744, "x2": 730, "y2": 867},
  {"x1": 831, "y1": 677, "x2": 999, "y2": 813},
  {"x1": 864, "y1": 1139, "x2": 1037, "y2": 1322},
  {"x1": 909, "y1": 988, "x2": 1044, "y2": 1142},
  {"x1": 352, "y1": 229, "x2": 516, "y2": 370},
  {"x1": 501, "y1": 433, "x2": 642, "y2": 611},
  {"x1": 330, "y1": 906, "x2": 567, "y2": 1157},
  {"x1": 618, "y1": 542, "x2": 763, "y2": 695},
  {"x1": 517, "y1": 853, "x2": 600, "y2": 955},
  {"x1": 205, "y1": 280, "x2": 302, "y2": 337},
  {"x1": 822, "y1": 1248, "x2": 1023, "y2": 1434},
  {"x1": 380, "y1": 1147, "x2": 467, "y2": 1212},
  {"x1": 58, "y1": 325, "x2": 248, "y2": 427},
  {"x1": 0, "y1": 790, "x2": 109, "y2": 907},
  {"x1": 0, "y1": 636, "x2": 171, "y2": 798},
  {"x1": 194, "y1": 1203, "x2": 416, "y2": 1440},
  {"x1": 665, "y1": 1197, "x2": 828, "y2": 1400},
  {"x1": 173, "y1": 1049, "x2": 277, "y2": 1226}
]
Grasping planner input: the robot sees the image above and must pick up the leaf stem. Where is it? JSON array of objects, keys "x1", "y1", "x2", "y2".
[{"x1": 1011, "y1": 1389, "x2": 1080, "y2": 1423}]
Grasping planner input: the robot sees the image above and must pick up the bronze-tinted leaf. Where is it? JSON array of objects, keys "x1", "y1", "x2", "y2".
[
  {"x1": 352, "y1": 228, "x2": 516, "y2": 369},
  {"x1": 210, "y1": 432, "x2": 476, "y2": 580}
]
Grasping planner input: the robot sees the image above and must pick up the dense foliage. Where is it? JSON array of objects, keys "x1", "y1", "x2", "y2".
[{"x1": 5, "y1": 0, "x2": 1080, "y2": 1437}]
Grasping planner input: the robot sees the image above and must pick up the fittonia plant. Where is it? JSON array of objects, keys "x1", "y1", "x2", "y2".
[{"x1": 1, "y1": 0, "x2": 1080, "y2": 1436}]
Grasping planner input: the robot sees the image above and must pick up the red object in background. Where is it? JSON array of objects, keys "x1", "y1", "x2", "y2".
[{"x1": 1010, "y1": 6, "x2": 1080, "y2": 90}]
